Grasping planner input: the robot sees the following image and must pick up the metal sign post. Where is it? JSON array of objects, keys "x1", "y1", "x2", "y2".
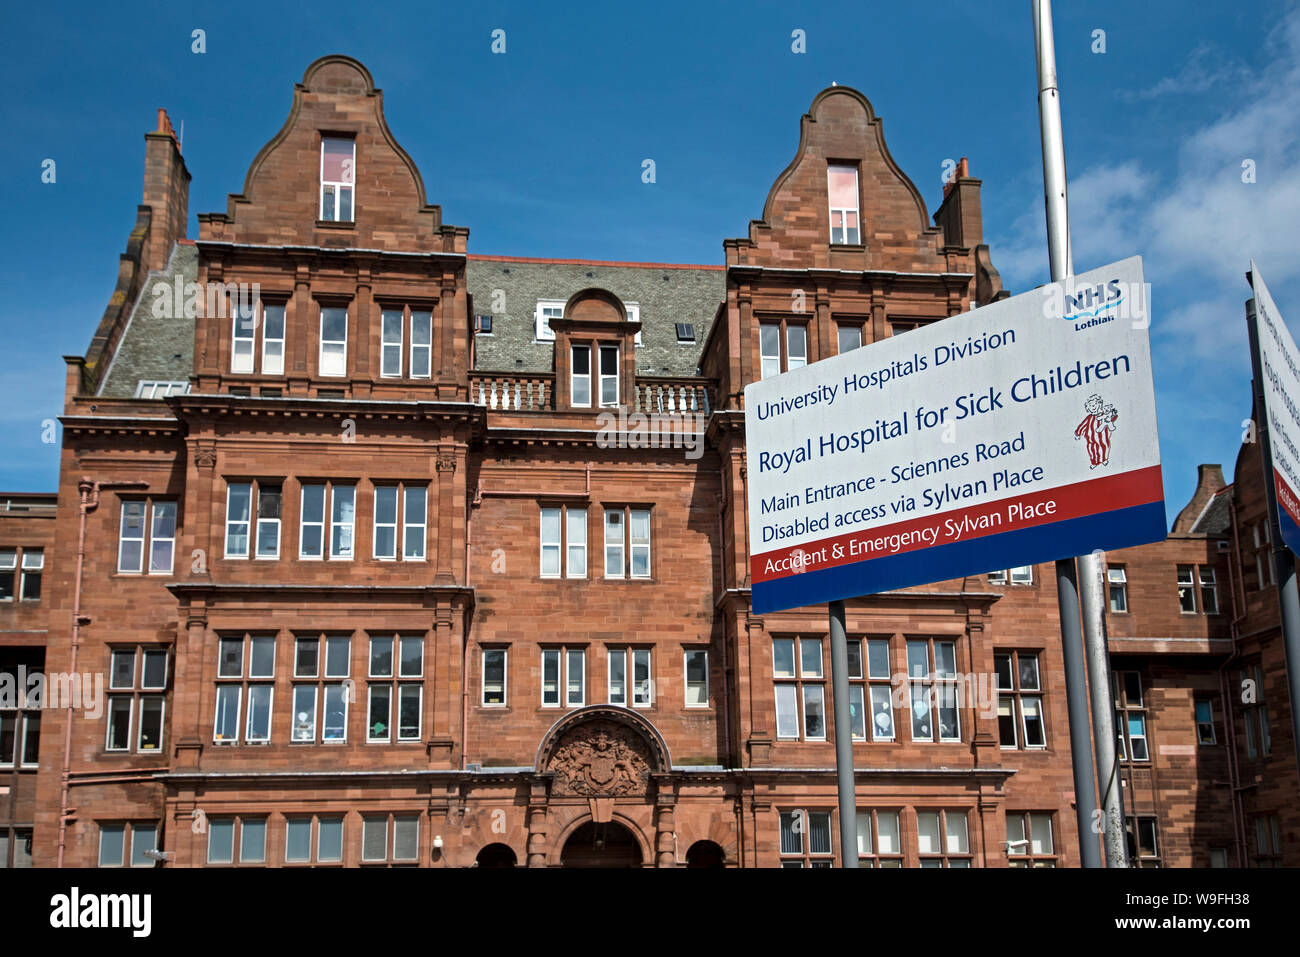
[
  {"x1": 828, "y1": 600, "x2": 859, "y2": 866},
  {"x1": 1245, "y1": 272, "x2": 1300, "y2": 791},
  {"x1": 1033, "y1": 0, "x2": 1122, "y2": 869}
]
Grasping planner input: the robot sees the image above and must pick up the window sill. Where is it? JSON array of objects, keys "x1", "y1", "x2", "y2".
[{"x1": 315, "y1": 219, "x2": 355, "y2": 230}]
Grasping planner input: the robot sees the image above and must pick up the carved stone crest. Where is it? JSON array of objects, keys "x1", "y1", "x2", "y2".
[{"x1": 547, "y1": 720, "x2": 651, "y2": 796}]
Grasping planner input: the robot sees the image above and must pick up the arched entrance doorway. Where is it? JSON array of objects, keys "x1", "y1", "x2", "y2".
[
  {"x1": 476, "y1": 843, "x2": 517, "y2": 868},
  {"x1": 561, "y1": 820, "x2": 642, "y2": 868}
]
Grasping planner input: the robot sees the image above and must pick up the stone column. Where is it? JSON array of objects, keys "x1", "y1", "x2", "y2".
[
  {"x1": 655, "y1": 791, "x2": 677, "y2": 867},
  {"x1": 527, "y1": 781, "x2": 550, "y2": 867}
]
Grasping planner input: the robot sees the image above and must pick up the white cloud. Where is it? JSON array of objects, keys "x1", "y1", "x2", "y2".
[{"x1": 997, "y1": 8, "x2": 1300, "y2": 364}]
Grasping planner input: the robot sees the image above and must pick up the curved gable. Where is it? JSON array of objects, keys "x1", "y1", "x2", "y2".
[
  {"x1": 731, "y1": 85, "x2": 943, "y2": 270},
  {"x1": 200, "y1": 54, "x2": 460, "y2": 251}
]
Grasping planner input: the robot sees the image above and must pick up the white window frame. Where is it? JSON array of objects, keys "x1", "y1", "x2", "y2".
[
  {"x1": 540, "y1": 505, "x2": 586, "y2": 579},
  {"x1": 134, "y1": 380, "x2": 190, "y2": 398},
  {"x1": 322, "y1": 682, "x2": 349, "y2": 742},
  {"x1": 373, "y1": 485, "x2": 399, "y2": 560},
  {"x1": 604, "y1": 508, "x2": 625, "y2": 578},
  {"x1": 149, "y1": 502, "x2": 176, "y2": 574},
  {"x1": 629, "y1": 508, "x2": 651, "y2": 578},
  {"x1": 543, "y1": 648, "x2": 562, "y2": 707},
  {"x1": 319, "y1": 136, "x2": 355, "y2": 222},
  {"x1": 244, "y1": 684, "x2": 273, "y2": 744},
  {"x1": 367, "y1": 684, "x2": 392, "y2": 742},
  {"x1": 566, "y1": 648, "x2": 586, "y2": 707},
  {"x1": 410, "y1": 310, "x2": 433, "y2": 378},
  {"x1": 319, "y1": 307, "x2": 348, "y2": 377},
  {"x1": 224, "y1": 482, "x2": 252, "y2": 559},
  {"x1": 0, "y1": 549, "x2": 13, "y2": 602},
  {"x1": 481, "y1": 648, "x2": 508, "y2": 707},
  {"x1": 828, "y1": 164, "x2": 860, "y2": 245},
  {"x1": 571, "y1": 343, "x2": 592, "y2": 408},
  {"x1": 786, "y1": 325, "x2": 807, "y2": 371},
  {"x1": 760, "y1": 322, "x2": 781, "y2": 379},
  {"x1": 380, "y1": 308, "x2": 404, "y2": 378},
  {"x1": 540, "y1": 506, "x2": 562, "y2": 577},
  {"x1": 291, "y1": 684, "x2": 318, "y2": 742},
  {"x1": 1177, "y1": 564, "x2": 1197, "y2": 613},
  {"x1": 299, "y1": 483, "x2": 326, "y2": 560},
  {"x1": 598, "y1": 344, "x2": 620, "y2": 408},
  {"x1": 397, "y1": 684, "x2": 421, "y2": 741},
  {"x1": 262, "y1": 303, "x2": 285, "y2": 375},
  {"x1": 1010, "y1": 565, "x2": 1033, "y2": 585},
  {"x1": 1195, "y1": 698, "x2": 1217, "y2": 745},
  {"x1": 403, "y1": 485, "x2": 427, "y2": 561},
  {"x1": 1108, "y1": 565, "x2": 1128, "y2": 612},
  {"x1": 1196, "y1": 564, "x2": 1216, "y2": 616},
  {"x1": 213, "y1": 684, "x2": 242, "y2": 745},
  {"x1": 837, "y1": 323, "x2": 863, "y2": 353},
  {"x1": 254, "y1": 485, "x2": 281, "y2": 561},
  {"x1": 136, "y1": 696, "x2": 165, "y2": 753},
  {"x1": 329, "y1": 484, "x2": 356, "y2": 560},
  {"x1": 535, "y1": 300, "x2": 565, "y2": 342},
  {"x1": 566, "y1": 506, "x2": 586, "y2": 578},
  {"x1": 607, "y1": 649, "x2": 626, "y2": 706},
  {"x1": 118, "y1": 501, "x2": 146, "y2": 573},
  {"x1": 105, "y1": 696, "x2": 133, "y2": 752},
  {"x1": 685, "y1": 649, "x2": 709, "y2": 708},
  {"x1": 231, "y1": 307, "x2": 256, "y2": 374},
  {"x1": 631, "y1": 648, "x2": 651, "y2": 708},
  {"x1": 625, "y1": 302, "x2": 642, "y2": 346}
]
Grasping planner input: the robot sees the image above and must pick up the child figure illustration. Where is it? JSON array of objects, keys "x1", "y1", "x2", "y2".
[
  {"x1": 1096, "y1": 404, "x2": 1119, "y2": 466},
  {"x1": 1074, "y1": 394, "x2": 1114, "y2": 469}
]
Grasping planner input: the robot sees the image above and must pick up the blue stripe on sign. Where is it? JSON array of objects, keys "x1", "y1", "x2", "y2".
[
  {"x1": 1279, "y1": 509, "x2": 1300, "y2": 558},
  {"x1": 750, "y1": 500, "x2": 1169, "y2": 615}
]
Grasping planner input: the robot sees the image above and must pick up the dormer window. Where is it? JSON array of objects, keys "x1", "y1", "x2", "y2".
[
  {"x1": 828, "y1": 164, "x2": 860, "y2": 245},
  {"x1": 320, "y1": 136, "x2": 355, "y2": 222},
  {"x1": 535, "y1": 301, "x2": 564, "y2": 342}
]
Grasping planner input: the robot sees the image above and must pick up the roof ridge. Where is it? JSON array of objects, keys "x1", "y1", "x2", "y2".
[{"x1": 467, "y1": 253, "x2": 723, "y2": 271}]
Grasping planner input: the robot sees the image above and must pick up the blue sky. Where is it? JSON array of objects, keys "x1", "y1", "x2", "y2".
[{"x1": 2, "y1": 0, "x2": 1298, "y2": 526}]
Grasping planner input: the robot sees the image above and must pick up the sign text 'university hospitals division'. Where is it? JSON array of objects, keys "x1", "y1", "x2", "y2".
[
  {"x1": 744, "y1": 256, "x2": 1167, "y2": 614},
  {"x1": 1250, "y1": 263, "x2": 1300, "y2": 554}
]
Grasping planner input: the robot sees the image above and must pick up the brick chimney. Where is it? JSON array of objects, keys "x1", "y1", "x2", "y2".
[
  {"x1": 933, "y1": 156, "x2": 983, "y2": 249},
  {"x1": 1171, "y1": 463, "x2": 1228, "y2": 534},
  {"x1": 142, "y1": 108, "x2": 191, "y2": 274}
]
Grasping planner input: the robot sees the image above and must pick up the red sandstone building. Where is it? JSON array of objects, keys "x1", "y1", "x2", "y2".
[{"x1": 3, "y1": 55, "x2": 1295, "y2": 867}]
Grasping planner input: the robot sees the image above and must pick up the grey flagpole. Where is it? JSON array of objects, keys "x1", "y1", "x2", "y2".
[{"x1": 1033, "y1": 0, "x2": 1106, "y2": 868}]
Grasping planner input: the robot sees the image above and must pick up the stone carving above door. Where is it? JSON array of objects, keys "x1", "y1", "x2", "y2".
[
  {"x1": 548, "y1": 720, "x2": 652, "y2": 796},
  {"x1": 536, "y1": 706, "x2": 671, "y2": 797}
]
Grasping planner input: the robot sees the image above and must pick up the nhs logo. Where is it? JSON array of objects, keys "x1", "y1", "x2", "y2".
[
  {"x1": 1040, "y1": 277, "x2": 1149, "y2": 331},
  {"x1": 1063, "y1": 279, "x2": 1124, "y2": 321}
]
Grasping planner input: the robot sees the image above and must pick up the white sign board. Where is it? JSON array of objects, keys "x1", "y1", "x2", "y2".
[
  {"x1": 744, "y1": 256, "x2": 1166, "y2": 614},
  {"x1": 1250, "y1": 262, "x2": 1300, "y2": 554}
]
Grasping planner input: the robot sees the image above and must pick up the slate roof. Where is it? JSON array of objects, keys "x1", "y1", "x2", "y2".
[
  {"x1": 467, "y1": 256, "x2": 724, "y2": 376},
  {"x1": 1190, "y1": 487, "x2": 1233, "y2": 537},
  {"x1": 98, "y1": 242, "x2": 198, "y2": 398},
  {"x1": 96, "y1": 246, "x2": 726, "y2": 397}
]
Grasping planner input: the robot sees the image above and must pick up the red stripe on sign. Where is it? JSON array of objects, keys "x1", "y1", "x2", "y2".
[
  {"x1": 1275, "y1": 468, "x2": 1300, "y2": 528},
  {"x1": 751, "y1": 465, "x2": 1164, "y2": 584}
]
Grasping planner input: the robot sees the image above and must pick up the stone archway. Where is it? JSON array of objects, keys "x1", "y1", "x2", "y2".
[
  {"x1": 535, "y1": 705, "x2": 672, "y2": 795},
  {"x1": 686, "y1": 840, "x2": 725, "y2": 868},
  {"x1": 561, "y1": 820, "x2": 642, "y2": 868},
  {"x1": 475, "y1": 843, "x2": 517, "y2": 868}
]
